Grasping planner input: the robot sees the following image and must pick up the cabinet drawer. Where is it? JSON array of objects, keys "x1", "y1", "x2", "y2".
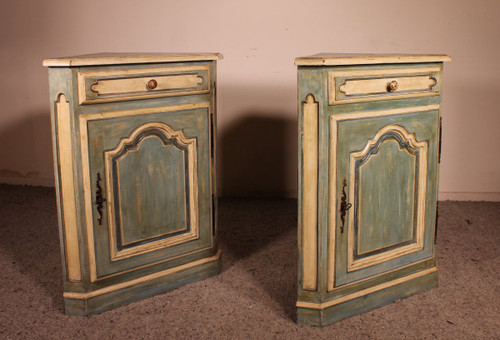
[
  {"x1": 328, "y1": 66, "x2": 441, "y2": 105},
  {"x1": 77, "y1": 65, "x2": 210, "y2": 104}
]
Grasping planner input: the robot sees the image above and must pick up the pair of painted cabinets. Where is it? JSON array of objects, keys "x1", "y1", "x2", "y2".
[{"x1": 44, "y1": 53, "x2": 449, "y2": 325}]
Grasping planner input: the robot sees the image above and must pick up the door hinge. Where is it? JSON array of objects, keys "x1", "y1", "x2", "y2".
[
  {"x1": 210, "y1": 113, "x2": 215, "y2": 159},
  {"x1": 434, "y1": 201, "x2": 439, "y2": 244},
  {"x1": 212, "y1": 194, "x2": 217, "y2": 236},
  {"x1": 438, "y1": 116, "x2": 443, "y2": 163}
]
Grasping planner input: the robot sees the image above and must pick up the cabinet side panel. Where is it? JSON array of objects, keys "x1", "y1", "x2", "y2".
[
  {"x1": 302, "y1": 94, "x2": 319, "y2": 291},
  {"x1": 55, "y1": 94, "x2": 81, "y2": 282},
  {"x1": 48, "y1": 67, "x2": 87, "y2": 288},
  {"x1": 297, "y1": 67, "x2": 326, "y2": 298}
]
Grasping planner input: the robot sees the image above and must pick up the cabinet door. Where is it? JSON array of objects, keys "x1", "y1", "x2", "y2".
[
  {"x1": 330, "y1": 108, "x2": 439, "y2": 288},
  {"x1": 80, "y1": 104, "x2": 213, "y2": 281}
]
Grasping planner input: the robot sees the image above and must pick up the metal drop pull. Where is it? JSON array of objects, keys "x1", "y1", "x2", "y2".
[
  {"x1": 95, "y1": 173, "x2": 106, "y2": 225},
  {"x1": 387, "y1": 80, "x2": 399, "y2": 92},
  {"x1": 147, "y1": 79, "x2": 158, "y2": 90},
  {"x1": 339, "y1": 178, "x2": 352, "y2": 233}
]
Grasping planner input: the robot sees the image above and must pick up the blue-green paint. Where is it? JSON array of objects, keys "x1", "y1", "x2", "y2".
[
  {"x1": 46, "y1": 56, "x2": 220, "y2": 316},
  {"x1": 296, "y1": 57, "x2": 447, "y2": 326}
]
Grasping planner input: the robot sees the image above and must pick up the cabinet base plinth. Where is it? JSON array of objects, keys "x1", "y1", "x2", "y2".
[
  {"x1": 63, "y1": 249, "x2": 221, "y2": 316},
  {"x1": 296, "y1": 267, "x2": 438, "y2": 326}
]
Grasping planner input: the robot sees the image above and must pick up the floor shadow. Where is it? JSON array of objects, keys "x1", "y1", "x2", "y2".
[
  {"x1": 217, "y1": 197, "x2": 298, "y2": 319},
  {"x1": 0, "y1": 108, "x2": 62, "y2": 309},
  {"x1": 216, "y1": 110, "x2": 299, "y2": 318},
  {"x1": 218, "y1": 113, "x2": 297, "y2": 198},
  {"x1": 0, "y1": 184, "x2": 63, "y2": 311}
]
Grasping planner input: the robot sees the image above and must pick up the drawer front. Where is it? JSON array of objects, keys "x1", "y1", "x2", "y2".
[
  {"x1": 329, "y1": 66, "x2": 441, "y2": 105},
  {"x1": 77, "y1": 65, "x2": 210, "y2": 104}
]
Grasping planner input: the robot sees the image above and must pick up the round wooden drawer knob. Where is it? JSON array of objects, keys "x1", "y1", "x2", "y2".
[
  {"x1": 387, "y1": 80, "x2": 399, "y2": 92},
  {"x1": 147, "y1": 79, "x2": 158, "y2": 90}
]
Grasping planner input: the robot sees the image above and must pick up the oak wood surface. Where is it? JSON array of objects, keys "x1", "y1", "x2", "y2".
[
  {"x1": 295, "y1": 53, "x2": 451, "y2": 66},
  {"x1": 43, "y1": 52, "x2": 223, "y2": 67}
]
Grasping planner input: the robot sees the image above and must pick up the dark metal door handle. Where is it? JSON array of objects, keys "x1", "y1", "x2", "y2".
[
  {"x1": 340, "y1": 178, "x2": 352, "y2": 233},
  {"x1": 95, "y1": 172, "x2": 106, "y2": 225}
]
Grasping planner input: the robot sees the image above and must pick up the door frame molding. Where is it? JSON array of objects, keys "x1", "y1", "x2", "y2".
[
  {"x1": 79, "y1": 102, "x2": 211, "y2": 282},
  {"x1": 327, "y1": 104, "x2": 439, "y2": 291}
]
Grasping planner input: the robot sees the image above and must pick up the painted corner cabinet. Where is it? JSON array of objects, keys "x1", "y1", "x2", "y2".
[
  {"x1": 295, "y1": 54, "x2": 451, "y2": 326},
  {"x1": 43, "y1": 53, "x2": 222, "y2": 315}
]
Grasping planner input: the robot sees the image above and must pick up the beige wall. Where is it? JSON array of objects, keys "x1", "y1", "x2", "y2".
[{"x1": 0, "y1": 0, "x2": 499, "y2": 200}]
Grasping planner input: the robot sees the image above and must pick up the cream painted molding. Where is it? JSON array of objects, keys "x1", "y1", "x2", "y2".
[
  {"x1": 297, "y1": 266, "x2": 438, "y2": 310},
  {"x1": 301, "y1": 94, "x2": 319, "y2": 291},
  {"x1": 105, "y1": 121, "x2": 199, "y2": 262},
  {"x1": 77, "y1": 65, "x2": 210, "y2": 104},
  {"x1": 63, "y1": 249, "x2": 221, "y2": 300},
  {"x1": 347, "y1": 124, "x2": 428, "y2": 272},
  {"x1": 79, "y1": 102, "x2": 210, "y2": 282},
  {"x1": 327, "y1": 105, "x2": 438, "y2": 291},
  {"x1": 328, "y1": 67, "x2": 441, "y2": 105},
  {"x1": 56, "y1": 94, "x2": 81, "y2": 282}
]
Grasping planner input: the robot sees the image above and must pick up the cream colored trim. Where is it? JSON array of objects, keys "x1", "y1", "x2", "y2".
[
  {"x1": 329, "y1": 67, "x2": 441, "y2": 105},
  {"x1": 327, "y1": 105, "x2": 438, "y2": 291},
  {"x1": 327, "y1": 110, "x2": 338, "y2": 291},
  {"x1": 347, "y1": 124, "x2": 428, "y2": 272},
  {"x1": 63, "y1": 249, "x2": 221, "y2": 299},
  {"x1": 302, "y1": 94, "x2": 318, "y2": 291},
  {"x1": 105, "y1": 122, "x2": 199, "y2": 261},
  {"x1": 330, "y1": 257, "x2": 434, "y2": 291},
  {"x1": 88, "y1": 245, "x2": 216, "y2": 282},
  {"x1": 43, "y1": 53, "x2": 223, "y2": 67},
  {"x1": 335, "y1": 92, "x2": 440, "y2": 105},
  {"x1": 80, "y1": 102, "x2": 209, "y2": 121},
  {"x1": 340, "y1": 75, "x2": 436, "y2": 96},
  {"x1": 56, "y1": 94, "x2": 81, "y2": 282},
  {"x1": 336, "y1": 104, "x2": 440, "y2": 121},
  {"x1": 79, "y1": 113, "x2": 96, "y2": 282},
  {"x1": 330, "y1": 67, "x2": 440, "y2": 78},
  {"x1": 90, "y1": 74, "x2": 203, "y2": 95},
  {"x1": 297, "y1": 266, "x2": 437, "y2": 310},
  {"x1": 80, "y1": 102, "x2": 209, "y2": 282},
  {"x1": 295, "y1": 54, "x2": 451, "y2": 66},
  {"x1": 77, "y1": 65, "x2": 210, "y2": 105}
]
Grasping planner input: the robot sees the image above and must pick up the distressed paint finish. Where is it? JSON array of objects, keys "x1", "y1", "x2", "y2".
[
  {"x1": 115, "y1": 136, "x2": 188, "y2": 245},
  {"x1": 328, "y1": 66, "x2": 442, "y2": 105},
  {"x1": 343, "y1": 118, "x2": 431, "y2": 276},
  {"x1": 86, "y1": 110, "x2": 205, "y2": 271},
  {"x1": 296, "y1": 54, "x2": 449, "y2": 326},
  {"x1": 55, "y1": 94, "x2": 81, "y2": 282},
  {"x1": 356, "y1": 139, "x2": 416, "y2": 254},
  {"x1": 44, "y1": 53, "x2": 221, "y2": 316},
  {"x1": 301, "y1": 94, "x2": 319, "y2": 291},
  {"x1": 77, "y1": 65, "x2": 210, "y2": 104}
]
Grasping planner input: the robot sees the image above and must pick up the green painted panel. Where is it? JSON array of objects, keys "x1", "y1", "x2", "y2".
[
  {"x1": 117, "y1": 136, "x2": 187, "y2": 246},
  {"x1": 296, "y1": 61, "x2": 444, "y2": 325},
  {"x1": 335, "y1": 109, "x2": 438, "y2": 286},
  {"x1": 87, "y1": 107, "x2": 212, "y2": 278},
  {"x1": 298, "y1": 270, "x2": 438, "y2": 326},
  {"x1": 357, "y1": 140, "x2": 416, "y2": 255},
  {"x1": 47, "y1": 58, "x2": 219, "y2": 316}
]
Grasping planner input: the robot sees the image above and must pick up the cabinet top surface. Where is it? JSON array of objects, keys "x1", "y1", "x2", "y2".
[
  {"x1": 42, "y1": 52, "x2": 223, "y2": 67},
  {"x1": 295, "y1": 53, "x2": 451, "y2": 66}
]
